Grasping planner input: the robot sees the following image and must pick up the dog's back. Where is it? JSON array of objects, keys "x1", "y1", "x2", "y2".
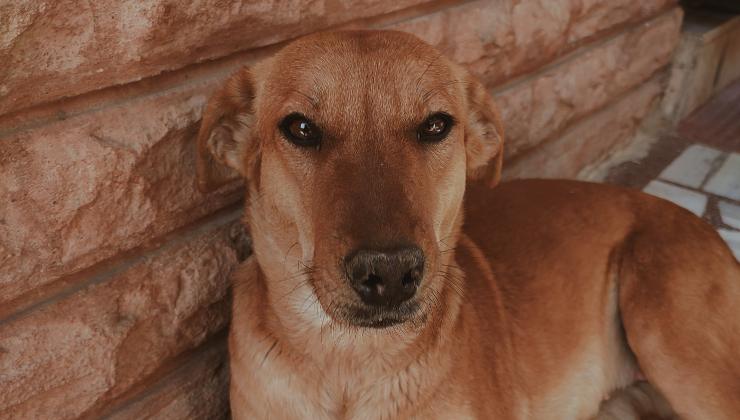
[{"x1": 462, "y1": 179, "x2": 740, "y2": 419}]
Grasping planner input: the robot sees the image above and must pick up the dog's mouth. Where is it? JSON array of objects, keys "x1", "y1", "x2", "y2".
[{"x1": 340, "y1": 301, "x2": 421, "y2": 329}]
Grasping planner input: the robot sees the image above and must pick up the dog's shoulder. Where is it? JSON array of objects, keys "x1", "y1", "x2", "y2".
[{"x1": 463, "y1": 179, "x2": 635, "y2": 251}]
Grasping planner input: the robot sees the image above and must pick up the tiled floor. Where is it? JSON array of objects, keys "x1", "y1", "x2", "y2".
[{"x1": 607, "y1": 79, "x2": 740, "y2": 260}]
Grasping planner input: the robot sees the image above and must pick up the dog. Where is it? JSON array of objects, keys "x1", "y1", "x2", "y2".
[{"x1": 195, "y1": 30, "x2": 740, "y2": 419}]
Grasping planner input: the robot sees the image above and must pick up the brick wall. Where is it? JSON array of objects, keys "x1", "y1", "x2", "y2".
[{"x1": 0, "y1": 1, "x2": 682, "y2": 418}]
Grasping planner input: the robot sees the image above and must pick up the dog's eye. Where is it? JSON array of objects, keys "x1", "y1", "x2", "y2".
[
  {"x1": 279, "y1": 113, "x2": 322, "y2": 148},
  {"x1": 417, "y1": 112, "x2": 454, "y2": 143}
]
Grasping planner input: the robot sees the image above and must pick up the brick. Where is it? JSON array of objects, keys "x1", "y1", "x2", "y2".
[
  {"x1": 567, "y1": 0, "x2": 675, "y2": 43},
  {"x1": 494, "y1": 8, "x2": 682, "y2": 159},
  {"x1": 503, "y1": 77, "x2": 662, "y2": 180},
  {"x1": 105, "y1": 341, "x2": 229, "y2": 420},
  {"x1": 0, "y1": 215, "x2": 239, "y2": 419},
  {"x1": 0, "y1": 4, "x2": 682, "y2": 311},
  {"x1": 0, "y1": 78, "x2": 241, "y2": 308},
  {"x1": 389, "y1": 0, "x2": 676, "y2": 88},
  {"x1": 0, "y1": 0, "x2": 433, "y2": 115}
]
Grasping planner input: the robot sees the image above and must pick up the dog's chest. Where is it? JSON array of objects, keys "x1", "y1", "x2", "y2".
[
  {"x1": 228, "y1": 335, "x2": 334, "y2": 418},
  {"x1": 234, "y1": 373, "x2": 477, "y2": 420},
  {"x1": 230, "y1": 338, "x2": 476, "y2": 420}
]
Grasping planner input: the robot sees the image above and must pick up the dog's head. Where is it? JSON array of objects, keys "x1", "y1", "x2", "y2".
[{"x1": 197, "y1": 30, "x2": 503, "y2": 331}]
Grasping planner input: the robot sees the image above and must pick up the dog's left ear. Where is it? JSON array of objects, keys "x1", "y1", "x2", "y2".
[
  {"x1": 459, "y1": 69, "x2": 505, "y2": 187},
  {"x1": 195, "y1": 67, "x2": 257, "y2": 192}
]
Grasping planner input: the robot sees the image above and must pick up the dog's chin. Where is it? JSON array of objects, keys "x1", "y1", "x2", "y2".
[{"x1": 340, "y1": 302, "x2": 422, "y2": 329}]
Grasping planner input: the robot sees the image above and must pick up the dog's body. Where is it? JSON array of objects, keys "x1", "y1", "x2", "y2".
[{"x1": 196, "y1": 30, "x2": 740, "y2": 419}]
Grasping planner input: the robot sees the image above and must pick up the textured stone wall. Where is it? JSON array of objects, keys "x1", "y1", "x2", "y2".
[{"x1": 0, "y1": 1, "x2": 682, "y2": 418}]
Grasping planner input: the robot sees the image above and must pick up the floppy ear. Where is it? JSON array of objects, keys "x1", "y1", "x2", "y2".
[
  {"x1": 460, "y1": 70, "x2": 505, "y2": 187},
  {"x1": 196, "y1": 67, "x2": 257, "y2": 192}
]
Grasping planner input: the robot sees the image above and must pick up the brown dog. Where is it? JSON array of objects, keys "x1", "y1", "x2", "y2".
[{"x1": 196, "y1": 30, "x2": 740, "y2": 419}]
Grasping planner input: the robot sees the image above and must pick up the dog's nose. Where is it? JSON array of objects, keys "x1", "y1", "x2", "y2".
[{"x1": 345, "y1": 246, "x2": 424, "y2": 307}]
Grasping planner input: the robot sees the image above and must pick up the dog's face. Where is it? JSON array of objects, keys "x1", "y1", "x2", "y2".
[{"x1": 197, "y1": 31, "x2": 503, "y2": 330}]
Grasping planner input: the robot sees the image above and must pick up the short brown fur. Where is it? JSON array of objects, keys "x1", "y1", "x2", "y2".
[{"x1": 196, "y1": 30, "x2": 740, "y2": 419}]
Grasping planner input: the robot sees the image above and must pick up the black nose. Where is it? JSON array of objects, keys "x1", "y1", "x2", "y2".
[{"x1": 344, "y1": 246, "x2": 424, "y2": 307}]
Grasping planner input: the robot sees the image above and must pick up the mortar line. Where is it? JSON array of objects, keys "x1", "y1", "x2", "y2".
[
  {"x1": 504, "y1": 70, "x2": 668, "y2": 168},
  {"x1": 0, "y1": 0, "x2": 471, "y2": 139},
  {"x1": 0, "y1": 2, "x2": 677, "y2": 140},
  {"x1": 491, "y1": 6, "x2": 681, "y2": 96},
  {"x1": 0, "y1": 205, "x2": 243, "y2": 327},
  {"x1": 95, "y1": 330, "x2": 230, "y2": 419}
]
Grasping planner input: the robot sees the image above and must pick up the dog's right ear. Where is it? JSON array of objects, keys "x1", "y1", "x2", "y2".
[
  {"x1": 460, "y1": 72, "x2": 505, "y2": 188},
  {"x1": 196, "y1": 67, "x2": 257, "y2": 192}
]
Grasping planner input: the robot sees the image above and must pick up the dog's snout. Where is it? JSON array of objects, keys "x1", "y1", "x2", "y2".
[{"x1": 345, "y1": 246, "x2": 424, "y2": 307}]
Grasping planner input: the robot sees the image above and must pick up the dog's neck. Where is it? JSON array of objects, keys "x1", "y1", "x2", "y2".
[
  {"x1": 230, "y1": 234, "x2": 466, "y2": 411},
  {"x1": 229, "y1": 254, "x2": 466, "y2": 418}
]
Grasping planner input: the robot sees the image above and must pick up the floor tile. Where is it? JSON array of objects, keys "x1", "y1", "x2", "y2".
[
  {"x1": 705, "y1": 153, "x2": 740, "y2": 201},
  {"x1": 643, "y1": 180, "x2": 708, "y2": 217},
  {"x1": 718, "y1": 200, "x2": 740, "y2": 230},
  {"x1": 717, "y1": 229, "x2": 740, "y2": 261},
  {"x1": 658, "y1": 144, "x2": 723, "y2": 188}
]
